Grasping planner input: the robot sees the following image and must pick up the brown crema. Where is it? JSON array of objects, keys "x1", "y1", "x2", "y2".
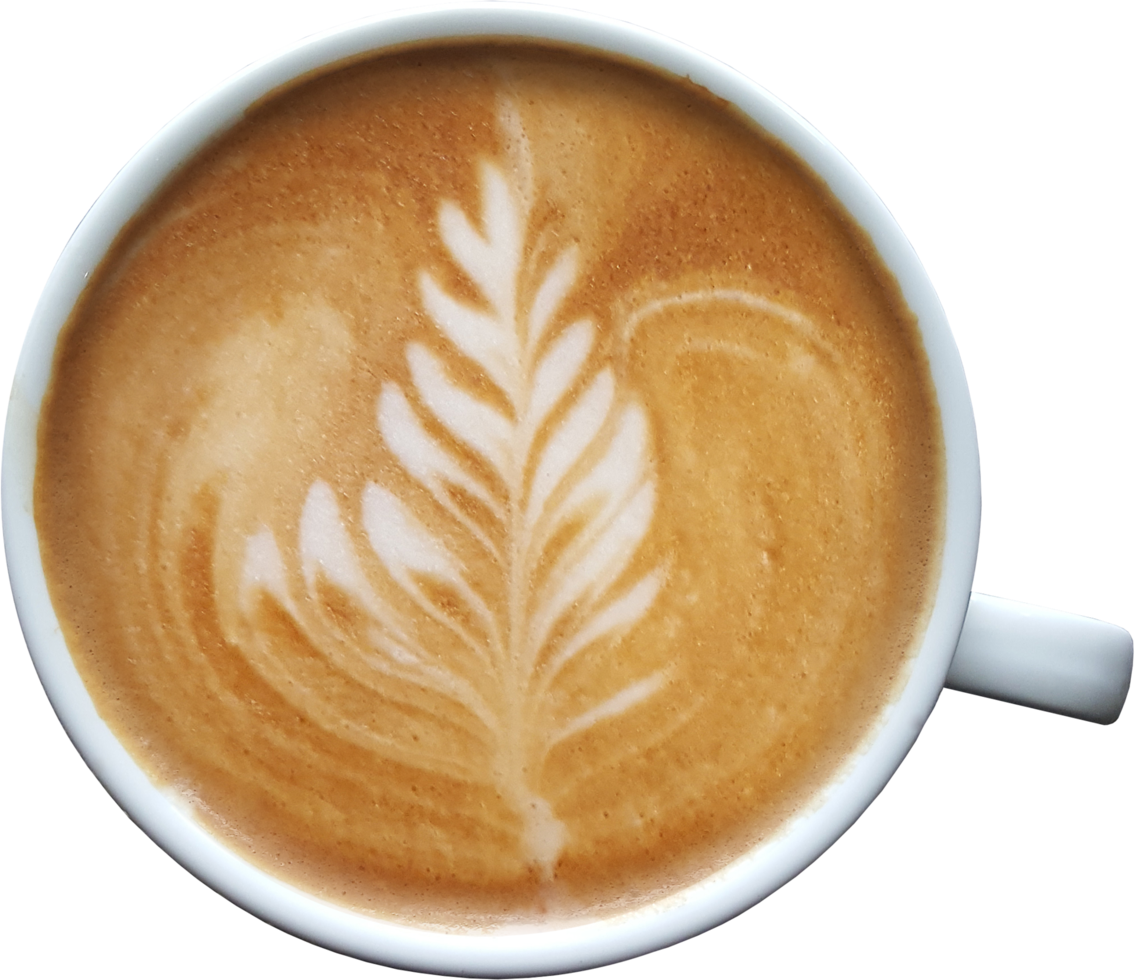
[{"x1": 36, "y1": 43, "x2": 944, "y2": 927}]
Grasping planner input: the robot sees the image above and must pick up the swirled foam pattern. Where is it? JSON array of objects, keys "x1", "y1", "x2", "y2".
[{"x1": 36, "y1": 45, "x2": 943, "y2": 926}]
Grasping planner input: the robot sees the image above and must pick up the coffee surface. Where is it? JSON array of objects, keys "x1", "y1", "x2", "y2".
[{"x1": 36, "y1": 43, "x2": 943, "y2": 926}]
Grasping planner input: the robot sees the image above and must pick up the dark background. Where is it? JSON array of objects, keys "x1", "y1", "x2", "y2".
[{"x1": 6, "y1": 5, "x2": 1125, "y2": 972}]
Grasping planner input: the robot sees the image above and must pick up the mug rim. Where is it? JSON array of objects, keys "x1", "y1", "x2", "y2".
[{"x1": 1, "y1": 3, "x2": 981, "y2": 975}]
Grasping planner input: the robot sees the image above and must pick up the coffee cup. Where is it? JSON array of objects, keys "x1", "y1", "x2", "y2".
[{"x1": 6, "y1": 5, "x2": 1125, "y2": 972}]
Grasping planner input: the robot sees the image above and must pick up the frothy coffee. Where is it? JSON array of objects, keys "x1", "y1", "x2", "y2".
[{"x1": 35, "y1": 43, "x2": 943, "y2": 926}]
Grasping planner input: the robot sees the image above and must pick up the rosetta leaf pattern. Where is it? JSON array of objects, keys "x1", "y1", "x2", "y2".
[{"x1": 241, "y1": 150, "x2": 664, "y2": 871}]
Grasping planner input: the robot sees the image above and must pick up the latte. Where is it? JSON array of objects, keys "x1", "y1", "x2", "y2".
[{"x1": 34, "y1": 42, "x2": 943, "y2": 926}]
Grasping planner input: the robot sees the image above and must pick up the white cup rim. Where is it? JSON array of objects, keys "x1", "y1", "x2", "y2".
[{"x1": 2, "y1": 3, "x2": 981, "y2": 975}]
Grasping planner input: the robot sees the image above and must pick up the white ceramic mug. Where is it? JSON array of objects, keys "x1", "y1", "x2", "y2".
[{"x1": 4, "y1": 4, "x2": 1131, "y2": 976}]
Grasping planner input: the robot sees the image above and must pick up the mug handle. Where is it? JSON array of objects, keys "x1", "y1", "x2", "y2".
[{"x1": 945, "y1": 593, "x2": 1133, "y2": 724}]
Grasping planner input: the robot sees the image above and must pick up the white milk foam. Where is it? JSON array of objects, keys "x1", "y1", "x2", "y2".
[{"x1": 236, "y1": 110, "x2": 803, "y2": 872}]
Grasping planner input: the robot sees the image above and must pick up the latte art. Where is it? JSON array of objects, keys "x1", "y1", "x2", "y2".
[
  {"x1": 240, "y1": 142, "x2": 669, "y2": 872},
  {"x1": 36, "y1": 44, "x2": 944, "y2": 926}
]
